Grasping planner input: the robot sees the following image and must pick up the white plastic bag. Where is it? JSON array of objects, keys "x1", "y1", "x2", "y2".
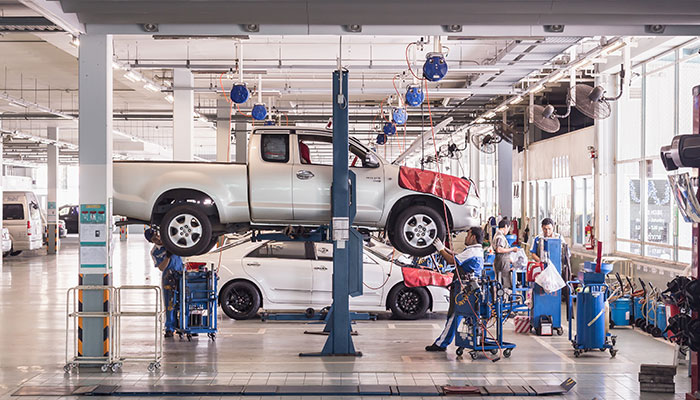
[
  {"x1": 534, "y1": 261, "x2": 566, "y2": 293},
  {"x1": 510, "y1": 248, "x2": 528, "y2": 270}
]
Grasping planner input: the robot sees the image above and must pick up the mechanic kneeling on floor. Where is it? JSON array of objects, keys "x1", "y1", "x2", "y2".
[
  {"x1": 425, "y1": 226, "x2": 484, "y2": 352},
  {"x1": 145, "y1": 228, "x2": 184, "y2": 338}
]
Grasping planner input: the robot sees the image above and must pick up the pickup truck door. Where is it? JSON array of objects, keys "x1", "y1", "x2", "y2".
[
  {"x1": 292, "y1": 134, "x2": 384, "y2": 224},
  {"x1": 241, "y1": 241, "x2": 312, "y2": 305},
  {"x1": 248, "y1": 133, "x2": 294, "y2": 222}
]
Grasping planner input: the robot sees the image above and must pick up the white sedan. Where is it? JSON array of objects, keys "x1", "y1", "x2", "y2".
[{"x1": 191, "y1": 237, "x2": 449, "y2": 320}]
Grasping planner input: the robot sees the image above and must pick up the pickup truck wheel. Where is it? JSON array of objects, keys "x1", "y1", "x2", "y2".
[
  {"x1": 387, "y1": 283, "x2": 430, "y2": 320},
  {"x1": 159, "y1": 205, "x2": 213, "y2": 257},
  {"x1": 390, "y1": 205, "x2": 445, "y2": 257},
  {"x1": 220, "y1": 281, "x2": 261, "y2": 320}
]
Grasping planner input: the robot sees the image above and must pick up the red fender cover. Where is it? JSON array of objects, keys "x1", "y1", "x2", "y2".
[
  {"x1": 402, "y1": 267, "x2": 453, "y2": 288},
  {"x1": 398, "y1": 166, "x2": 471, "y2": 205}
]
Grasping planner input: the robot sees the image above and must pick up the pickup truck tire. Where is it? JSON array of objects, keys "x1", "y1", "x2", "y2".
[
  {"x1": 220, "y1": 281, "x2": 261, "y2": 320},
  {"x1": 390, "y1": 205, "x2": 446, "y2": 257},
  {"x1": 387, "y1": 283, "x2": 430, "y2": 320},
  {"x1": 159, "y1": 204, "x2": 213, "y2": 257}
]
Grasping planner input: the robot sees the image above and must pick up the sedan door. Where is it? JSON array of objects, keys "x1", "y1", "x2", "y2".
[
  {"x1": 311, "y1": 243, "x2": 385, "y2": 307},
  {"x1": 241, "y1": 241, "x2": 313, "y2": 305}
]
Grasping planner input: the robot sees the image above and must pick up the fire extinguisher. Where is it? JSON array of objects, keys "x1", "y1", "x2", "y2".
[{"x1": 585, "y1": 223, "x2": 595, "y2": 250}]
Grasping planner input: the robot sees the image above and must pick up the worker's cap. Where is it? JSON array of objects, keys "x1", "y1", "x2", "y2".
[{"x1": 144, "y1": 228, "x2": 156, "y2": 242}]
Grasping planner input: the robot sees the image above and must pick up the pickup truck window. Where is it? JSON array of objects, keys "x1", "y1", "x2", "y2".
[
  {"x1": 247, "y1": 241, "x2": 309, "y2": 259},
  {"x1": 297, "y1": 135, "x2": 373, "y2": 167},
  {"x1": 261, "y1": 134, "x2": 289, "y2": 163}
]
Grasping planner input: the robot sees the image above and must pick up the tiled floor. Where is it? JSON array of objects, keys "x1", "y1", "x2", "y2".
[{"x1": 0, "y1": 237, "x2": 692, "y2": 399}]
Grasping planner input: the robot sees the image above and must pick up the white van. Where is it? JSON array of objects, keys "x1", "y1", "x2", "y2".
[{"x1": 3, "y1": 191, "x2": 43, "y2": 255}]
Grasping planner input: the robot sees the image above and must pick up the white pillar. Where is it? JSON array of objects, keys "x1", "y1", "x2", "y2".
[
  {"x1": 216, "y1": 98, "x2": 230, "y2": 162},
  {"x1": 497, "y1": 140, "x2": 513, "y2": 218},
  {"x1": 47, "y1": 126, "x2": 59, "y2": 254},
  {"x1": 595, "y1": 73, "x2": 616, "y2": 252},
  {"x1": 173, "y1": 69, "x2": 194, "y2": 160},
  {"x1": 78, "y1": 33, "x2": 114, "y2": 360}
]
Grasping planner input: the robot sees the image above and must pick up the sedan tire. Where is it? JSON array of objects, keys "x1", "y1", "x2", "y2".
[
  {"x1": 387, "y1": 282, "x2": 430, "y2": 320},
  {"x1": 220, "y1": 281, "x2": 261, "y2": 320}
]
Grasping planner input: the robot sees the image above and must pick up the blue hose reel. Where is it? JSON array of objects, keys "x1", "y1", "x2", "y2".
[
  {"x1": 392, "y1": 107, "x2": 407, "y2": 125},
  {"x1": 405, "y1": 85, "x2": 424, "y2": 106},
  {"x1": 251, "y1": 103, "x2": 268, "y2": 120},
  {"x1": 423, "y1": 52, "x2": 448, "y2": 82},
  {"x1": 230, "y1": 83, "x2": 250, "y2": 104},
  {"x1": 383, "y1": 122, "x2": 397, "y2": 136},
  {"x1": 376, "y1": 133, "x2": 387, "y2": 145}
]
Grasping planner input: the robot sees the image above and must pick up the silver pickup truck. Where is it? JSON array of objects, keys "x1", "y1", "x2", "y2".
[{"x1": 114, "y1": 126, "x2": 480, "y2": 256}]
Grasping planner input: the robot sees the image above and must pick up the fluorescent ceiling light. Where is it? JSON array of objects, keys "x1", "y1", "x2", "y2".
[
  {"x1": 510, "y1": 96, "x2": 523, "y2": 105},
  {"x1": 484, "y1": 111, "x2": 496, "y2": 118},
  {"x1": 8, "y1": 101, "x2": 24, "y2": 109},
  {"x1": 112, "y1": 61, "x2": 124, "y2": 70},
  {"x1": 571, "y1": 58, "x2": 591, "y2": 70},
  {"x1": 143, "y1": 83, "x2": 161, "y2": 92},
  {"x1": 164, "y1": 94, "x2": 174, "y2": 103},
  {"x1": 123, "y1": 70, "x2": 142, "y2": 83},
  {"x1": 601, "y1": 41, "x2": 626, "y2": 56},
  {"x1": 474, "y1": 117, "x2": 485, "y2": 124},
  {"x1": 494, "y1": 105, "x2": 508, "y2": 113}
]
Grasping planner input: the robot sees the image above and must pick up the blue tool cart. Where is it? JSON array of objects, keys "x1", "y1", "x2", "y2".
[
  {"x1": 567, "y1": 272, "x2": 618, "y2": 358},
  {"x1": 530, "y1": 238, "x2": 564, "y2": 336},
  {"x1": 454, "y1": 278, "x2": 517, "y2": 360},
  {"x1": 175, "y1": 262, "x2": 219, "y2": 341}
]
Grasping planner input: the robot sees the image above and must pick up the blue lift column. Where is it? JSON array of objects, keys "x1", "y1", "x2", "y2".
[{"x1": 302, "y1": 69, "x2": 362, "y2": 357}]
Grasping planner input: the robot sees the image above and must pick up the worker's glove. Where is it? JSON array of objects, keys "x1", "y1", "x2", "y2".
[{"x1": 432, "y1": 238, "x2": 445, "y2": 252}]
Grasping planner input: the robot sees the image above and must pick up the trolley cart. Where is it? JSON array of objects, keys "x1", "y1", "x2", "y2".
[
  {"x1": 567, "y1": 273, "x2": 617, "y2": 358},
  {"x1": 113, "y1": 285, "x2": 164, "y2": 372},
  {"x1": 64, "y1": 285, "x2": 117, "y2": 373},
  {"x1": 176, "y1": 262, "x2": 219, "y2": 341},
  {"x1": 453, "y1": 278, "x2": 517, "y2": 360},
  {"x1": 528, "y1": 238, "x2": 564, "y2": 336}
]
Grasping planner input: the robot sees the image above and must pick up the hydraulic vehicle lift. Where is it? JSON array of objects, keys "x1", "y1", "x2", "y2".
[{"x1": 253, "y1": 69, "x2": 363, "y2": 357}]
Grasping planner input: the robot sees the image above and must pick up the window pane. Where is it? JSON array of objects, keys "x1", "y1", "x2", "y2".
[
  {"x1": 551, "y1": 177, "x2": 571, "y2": 243},
  {"x1": 644, "y1": 244, "x2": 673, "y2": 261},
  {"x1": 616, "y1": 162, "x2": 642, "y2": 242},
  {"x1": 249, "y1": 242, "x2": 308, "y2": 259},
  {"x1": 3, "y1": 204, "x2": 24, "y2": 220},
  {"x1": 261, "y1": 134, "x2": 289, "y2": 162},
  {"x1": 645, "y1": 56, "x2": 677, "y2": 158},
  {"x1": 679, "y1": 44, "x2": 700, "y2": 135},
  {"x1": 679, "y1": 249, "x2": 692, "y2": 264},
  {"x1": 573, "y1": 177, "x2": 585, "y2": 245},
  {"x1": 617, "y1": 68, "x2": 643, "y2": 161},
  {"x1": 616, "y1": 240, "x2": 641, "y2": 255},
  {"x1": 646, "y1": 160, "x2": 674, "y2": 253}
]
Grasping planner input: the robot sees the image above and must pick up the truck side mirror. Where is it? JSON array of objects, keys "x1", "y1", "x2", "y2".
[{"x1": 364, "y1": 153, "x2": 380, "y2": 168}]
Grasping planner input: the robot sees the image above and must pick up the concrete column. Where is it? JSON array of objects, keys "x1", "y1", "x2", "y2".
[
  {"x1": 235, "y1": 122, "x2": 248, "y2": 163},
  {"x1": 216, "y1": 98, "x2": 230, "y2": 162},
  {"x1": 497, "y1": 140, "x2": 513, "y2": 218},
  {"x1": 173, "y1": 69, "x2": 194, "y2": 160},
  {"x1": 78, "y1": 34, "x2": 114, "y2": 361},
  {"x1": 47, "y1": 126, "x2": 59, "y2": 254},
  {"x1": 595, "y1": 73, "x2": 616, "y2": 253}
]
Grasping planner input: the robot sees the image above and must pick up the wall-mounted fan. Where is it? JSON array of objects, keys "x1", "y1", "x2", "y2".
[
  {"x1": 574, "y1": 66, "x2": 625, "y2": 120},
  {"x1": 530, "y1": 104, "x2": 560, "y2": 133},
  {"x1": 470, "y1": 130, "x2": 502, "y2": 154}
]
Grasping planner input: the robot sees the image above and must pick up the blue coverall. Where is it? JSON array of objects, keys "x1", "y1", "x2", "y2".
[
  {"x1": 151, "y1": 245, "x2": 183, "y2": 332},
  {"x1": 432, "y1": 244, "x2": 484, "y2": 349}
]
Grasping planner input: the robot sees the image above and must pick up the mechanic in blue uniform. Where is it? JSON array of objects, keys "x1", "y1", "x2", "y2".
[
  {"x1": 425, "y1": 226, "x2": 485, "y2": 352},
  {"x1": 530, "y1": 217, "x2": 559, "y2": 263},
  {"x1": 145, "y1": 228, "x2": 184, "y2": 338}
]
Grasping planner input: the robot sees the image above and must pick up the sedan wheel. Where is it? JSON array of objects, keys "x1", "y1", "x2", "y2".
[
  {"x1": 388, "y1": 283, "x2": 430, "y2": 320},
  {"x1": 220, "y1": 281, "x2": 261, "y2": 320}
]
